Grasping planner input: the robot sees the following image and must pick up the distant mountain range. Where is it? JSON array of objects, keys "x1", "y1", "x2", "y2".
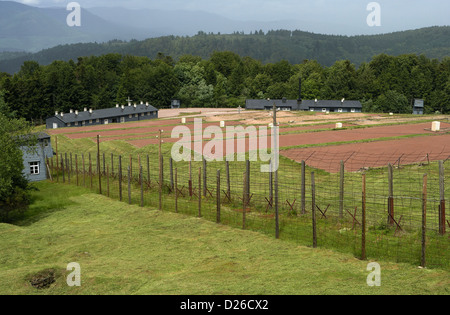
[{"x1": 0, "y1": 1, "x2": 449, "y2": 74}]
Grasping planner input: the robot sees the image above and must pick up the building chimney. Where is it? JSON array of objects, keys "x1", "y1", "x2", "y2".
[
  {"x1": 146, "y1": 102, "x2": 149, "y2": 107},
  {"x1": 140, "y1": 101, "x2": 143, "y2": 105},
  {"x1": 75, "y1": 110, "x2": 78, "y2": 116},
  {"x1": 89, "y1": 109, "x2": 93, "y2": 115},
  {"x1": 84, "y1": 107, "x2": 87, "y2": 112},
  {"x1": 121, "y1": 105, "x2": 125, "y2": 110},
  {"x1": 55, "y1": 111, "x2": 59, "y2": 116},
  {"x1": 70, "y1": 109, "x2": 73, "y2": 113},
  {"x1": 61, "y1": 112, "x2": 64, "y2": 117},
  {"x1": 116, "y1": 104, "x2": 119, "y2": 108}
]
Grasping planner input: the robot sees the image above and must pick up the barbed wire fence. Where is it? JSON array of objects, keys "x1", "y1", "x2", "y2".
[{"x1": 47, "y1": 139, "x2": 449, "y2": 270}]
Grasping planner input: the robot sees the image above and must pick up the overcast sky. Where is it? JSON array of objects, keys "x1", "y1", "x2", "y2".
[{"x1": 11, "y1": 0, "x2": 450, "y2": 33}]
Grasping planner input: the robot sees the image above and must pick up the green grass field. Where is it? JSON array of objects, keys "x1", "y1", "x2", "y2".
[{"x1": 0, "y1": 182, "x2": 449, "y2": 295}]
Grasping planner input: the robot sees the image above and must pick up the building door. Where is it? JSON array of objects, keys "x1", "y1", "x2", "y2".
[{"x1": 53, "y1": 123, "x2": 58, "y2": 129}]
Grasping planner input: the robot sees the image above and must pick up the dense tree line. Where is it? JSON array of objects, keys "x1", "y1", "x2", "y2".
[
  {"x1": 1, "y1": 26, "x2": 449, "y2": 74},
  {"x1": 0, "y1": 52, "x2": 449, "y2": 122}
]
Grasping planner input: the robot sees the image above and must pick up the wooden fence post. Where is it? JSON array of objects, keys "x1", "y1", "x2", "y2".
[
  {"x1": 361, "y1": 173, "x2": 366, "y2": 260},
  {"x1": 140, "y1": 166, "x2": 144, "y2": 207},
  {"x1": 147, "y1": 155, "x2": 150, "y2": 187},
  {"x1": 312, "y1": 172, "x2": 317, "y2": 248},
  {"x1": 82, "y1": 153, "x2": 85, "y2": 187},
  {"x1": 170, "y1": 157, "x2": 174, "y2": 192},
  {"x1": 97, "y1": 135, "x2": 102, "y2": 195},
  {"x1": 65, "y1": 153, "x2": 70, "y2": 184},
  {"x1": 61, "y1": 154, "x2": 65, "y2": 183},
  {"x1": 128, "y1": 166, "x2": 131, "y2": 205},
  {"x1": 203, "y1": 158, "x2": 207, "y2": 197},
  {"x1": 422, "y1": 174, "x2": 428, "y2": 268},
  {"x1": 75, "y1": 154, "x2": 79, "y2": 186},
  {"x1": 111, "y1": 153, "x2": 114, "y2": 177},
  {"x1": 89, "y1": 153, "x2": 92, "y2": 190},
  {"x1": 159, "y1": 155, "x2": 163, "y2": 210},
  {"x1": 107, "y1": 165, "x2": 110, "y2": 198},
  {"x1": 439, "y1": 161, "x2": 446, "y2": 235},
  {"x1": 119, "y1": 155, "x2": 123, "y2": 202},
  {"x1": 340, "y1": 160, "x2": 345, "y2": 219},
  {"x1": 243, "y1": 171, "x2": 247, "y2": 230},
  {"x1": 269, "y1": 159, "x2": 273, "y2": 210},
  {"x1": 198, "y1": 167, "x2": 202, "y2": 218},
  {"x1": 388, "y1": 163, "x2": 394, "y2": 226},
  {"x1": 301, "y1": 160, "x2": 306, "y2": 214},
  {"x1": 226, "y1": 161, "x2": 231, "y2": 201},
  {"x1": 189, "y1": 160, "x2": 193, "y2": 197},
  {"x1": 69, "y1": 153, "x2": 73, "y2": 184},
  {"x1": 246, "y1": 160, "x2": 251, "y2": 200},
  {"x1": 217, "y1": 169, "x2": 221, "y2": 224},
  {"x1": 175, "y1": 168, "x2": 178, "y2": 213}
]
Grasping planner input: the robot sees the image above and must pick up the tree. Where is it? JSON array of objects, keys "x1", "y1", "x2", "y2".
[
  {"x1": 374, "y1": 90, "x2": 410, "y2": 114},
  {"x1": 0, "y1": 113, "x2": 35, "y2": 222}
]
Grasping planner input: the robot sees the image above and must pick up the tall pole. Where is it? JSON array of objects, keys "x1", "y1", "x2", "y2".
[
  {"x1": 97, "y1": 135, "x2": 102, "y2": 195},
  {"x1": 273, "y1": 103, "x2": 279, "y2": 239}
]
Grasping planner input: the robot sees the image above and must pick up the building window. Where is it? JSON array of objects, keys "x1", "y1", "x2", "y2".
[
  {"x1": 75, "y1": 122, "x2": 79, "y2": 126},
  {"x1": 322, "y1": 108, "x2": 327, "y2": 113},
  {"x1": 120, "y1": 117, "x2": 126, "y2": 123},
  {"x1": 129, "y1": 114, "x2": 132, "y2": 118},
  {"x1": 310, "y1": 109, "x2": 314, "y2": 112},
  {"x1": 96, "y1": 119, "x2": 100, "y2": 123},
  {"x1": 89, "y1": 120, "x2": 93, "y2": 124},
  {"x1": 30, "y1": 162, "x2": 40, "y2": 175},
  {"x1": 351, "y1": 108, "x2": 356, "y2": 113},
  {"x1": 67, "y1": 123, "x2": 71, "y2": 127},
  {"x1": 338, "y1": 108, "x2": 343, "y2": 113},
  {"x1": 135, "y1": 114, "x2": 139, "y2": 118}
]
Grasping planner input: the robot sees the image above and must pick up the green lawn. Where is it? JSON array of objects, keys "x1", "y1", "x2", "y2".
[{"x1": 0, "y1": 182, "x2": 448, "y2": 295}]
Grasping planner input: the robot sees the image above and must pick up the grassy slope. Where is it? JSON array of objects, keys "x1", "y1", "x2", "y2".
[{"x1": 0, "y1": 182, "x2": 448, "y2": 295}]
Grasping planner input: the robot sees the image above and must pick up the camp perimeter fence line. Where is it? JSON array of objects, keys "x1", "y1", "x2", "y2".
[{"x1": 46, "y1": 149, "x2": 450, "y2": 270}]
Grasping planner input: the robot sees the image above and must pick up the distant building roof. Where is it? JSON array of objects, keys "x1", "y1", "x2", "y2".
[
  {"x1": 51, "y1": 103, "x2": 159, "y2": 124},
  {"x1": 246, "y1": 99, "x2": 362, "y2": 110},
  {"x1": 414, "y1": 99, "x2": 424, "y2": 108},
  {"x1": 246, "y1": 99, "x2": 303, "y2": 110}
]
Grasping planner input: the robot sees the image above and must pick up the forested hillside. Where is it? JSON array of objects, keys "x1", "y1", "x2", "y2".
[
  {"x1": 1, "y1": 51, "x2": 449, "y2": 122},
  {"x1": 1, "y1": 26, "x2": 450, "y2": 74}
]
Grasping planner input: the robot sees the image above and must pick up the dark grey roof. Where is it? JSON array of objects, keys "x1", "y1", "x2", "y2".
[
  {"x1": 53, "y1": 103, "x2": 159, "y2": 123},
  {"x1": 305, "y1": 100, "x2": 362, "y2": 109},
  {"x1": 246, "y1": 99, "x2": 362, "y2": 110},
  {"x1": 246, "y1": 99, "x2": 303, "y2": 110},
  {"x1": 414, "y1": 99, "x2": 424, "y2": 108}
]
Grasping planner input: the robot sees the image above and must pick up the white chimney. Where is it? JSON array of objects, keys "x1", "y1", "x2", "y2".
[
  {"x1": 89, "y1": 109, "x2": 93, "y2": 114},
  {"x1": 146, "y1": 102, "x2": 149, "y2": 106},
  {"x1": 140, "y1": 101, "x2": 143, "y2": 105},
  {"x1": 61, "y1": 112, "x2": 64, "y2": 117},
  {"x1": 121, "y1": 105, "x2": 125, "y2": 110},
  {"x1": 116, "y1": 104, "x2": 119, "y2": 108},
  {"x1": 84, "y1": 107, "x2": 87, "y2": 112},
  {"x1": 55, "y1": 111, "x2": 59, "y2": 116},
  {"x1": 70, "y1": 109, "x2": 73, "y2": 113},
  {"x1": 75, "y1": 110, "x2": 78, "y2": 116},
  {"x1": 134, "y1": 103, "x2": 137, "y2": 109}
]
